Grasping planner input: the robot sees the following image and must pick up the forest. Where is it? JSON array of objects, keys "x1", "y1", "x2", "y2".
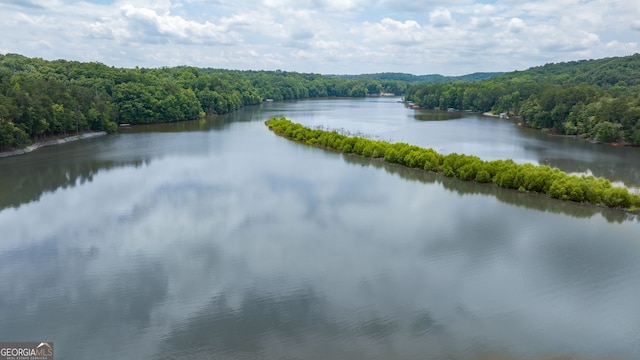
[
  {"x1": 265, "y1": 117, "x2": 640, "y2": 212},
  {"x1": 0, "y1": 53, "x2": 404, "y2": 151},
  {"x1": 4, "y1": 52, "x2": 639, "y2": 152},
  {"x1": 404, "y1": 54, "x2": 640, "y2": 144}
]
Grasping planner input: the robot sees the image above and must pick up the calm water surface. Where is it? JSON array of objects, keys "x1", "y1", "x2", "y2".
[{"x1": 1, "y1": 97, "x2": 640, "y2": 359}]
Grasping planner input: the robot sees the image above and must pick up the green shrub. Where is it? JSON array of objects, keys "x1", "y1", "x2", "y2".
[
  {"x1": 457, "y1": 163, "x2": 478, "y2": 181},
  {"x1": 475, "y1": 169, "x2": 492, "y2": 183},
  {"x1": 384, "y1": 148, "x2": 400, "y2": 163},
  {"x1": 602, "y1": 187, "x2": 631, "y2": 208}
]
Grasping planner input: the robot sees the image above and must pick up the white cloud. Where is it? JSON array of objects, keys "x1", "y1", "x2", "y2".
[
  {"x1": 469, "y1": 16, "x2": 497, "y2": 29},
  {"x1": 115, "y1": 4, "x2": 238, "y2": 44},
  {"x1": 378, "y1": 0, "x2": 471, "y2": 12},
  {"x1": 605, "y1": 40, "x2": 639, "y2": 53},
  {"x1": 321, "y1": 0, "x2": 365, "y2": 11},
  {"x1": 0, "y1": 0, "x2": 638, "y2": 74},
  {"x1": 0, "y1": 0, "x2": 59, "y2": 9},
  {"x1": 507, "y1": 17, "x2": 525, "y2": 33},
  {"x1": 361, "y1": 18, "x2": 423, "y2": 45},
  {"x1": 539, "y1": 30, "x2": 600, "y2": 53},
  {"x1": 429, "y1": 7, "x2": 453, "y2": 27},
  {"x1": 263, "y1": 0, "x2": 364, "y2": 12}
]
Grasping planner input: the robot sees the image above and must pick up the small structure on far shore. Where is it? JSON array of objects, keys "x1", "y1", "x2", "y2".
[{"x1": 404, "y1": 102, "x2": 421, "y2": 109}]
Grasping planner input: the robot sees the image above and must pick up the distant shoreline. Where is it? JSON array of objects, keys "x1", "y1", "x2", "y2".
[{"x1": 0, "y1": 132, "x2": 107, "y2": 159}]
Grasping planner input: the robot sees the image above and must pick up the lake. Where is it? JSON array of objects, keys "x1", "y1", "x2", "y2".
[{"x1": 1, "y1": 97, "x2": 639, "y2": 359}]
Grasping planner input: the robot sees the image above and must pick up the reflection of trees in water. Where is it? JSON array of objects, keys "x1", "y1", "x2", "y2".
[
  {"x1": 121, "y1": 104, "x2": 264, "y2": 134},
  {"x1": 341, "y1": 154, "x2": 635, "y2": 224},
  {"x1": 0, "y1": 107, "x2": 257, "y2": 211},
  {"x1": 0, "y1": 157, "x2": 146, "y2": 210},
  {"x1": 413, "y1": 110, "x2": 465, "y2": 121}
]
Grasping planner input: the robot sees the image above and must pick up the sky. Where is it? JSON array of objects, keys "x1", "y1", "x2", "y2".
[{"x1": 0, "y1": 0, "x2": 639, "y2": 75}]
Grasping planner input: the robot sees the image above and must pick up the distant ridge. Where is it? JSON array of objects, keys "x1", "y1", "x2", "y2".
[
  {"x1": 495, "y1": 53, "x2": 640, "y2": 87},
  {"x1": 332, "y1": 72, "x2": 503, "y2": 84}
]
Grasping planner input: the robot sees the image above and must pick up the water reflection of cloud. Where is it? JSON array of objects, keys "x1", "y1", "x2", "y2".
[{"x1": 1, "y1": 125, "x2": 640, "y2": 359}]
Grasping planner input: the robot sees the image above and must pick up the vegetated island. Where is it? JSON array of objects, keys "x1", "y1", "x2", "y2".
[{"x1": 265, "y1": 117, "x2": 640, "y2": 212}]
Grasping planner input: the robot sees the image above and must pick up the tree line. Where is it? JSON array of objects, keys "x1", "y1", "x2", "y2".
[
  {"x1": 265, "y1": 117, "x2": 640, "y2": 211},
  {"x1": 335, "y1": 71, "x2": 502, "y2": 84},
  {"x1": 405, "y1": 53, "x2": 640, "y2": 144},
  {"x1": 0, "y1": 54, "x2": 401, "y2": 151}
]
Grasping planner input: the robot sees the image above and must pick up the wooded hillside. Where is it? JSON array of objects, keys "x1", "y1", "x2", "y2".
[
  {"x1": 405, "y1": 54, "x2": 640, "y2": 144},
  {"x1": 0, "y1": 54, "x2": 401, "y2": 151}
]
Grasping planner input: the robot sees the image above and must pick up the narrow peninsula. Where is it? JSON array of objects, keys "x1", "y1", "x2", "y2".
[{"x1": 265, "y1": 117, "x2": 640, "y2": 212}]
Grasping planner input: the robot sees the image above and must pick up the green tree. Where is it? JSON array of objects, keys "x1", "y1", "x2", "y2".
[{"x1": 593, "y1": 121, "x2": 622, "y2": 143}]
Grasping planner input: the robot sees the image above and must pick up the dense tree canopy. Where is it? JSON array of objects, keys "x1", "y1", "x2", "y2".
[
  {"x1": 0, "y1": 54, "x2": 403, "y2": 151},
  {"x1": 405, "y1": 54, "x2": 640, "y2": 144}
]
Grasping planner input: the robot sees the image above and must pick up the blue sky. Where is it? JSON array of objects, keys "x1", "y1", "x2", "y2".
[{"x1": 0, "y1": 0, "x2": 638, "y2": 75}]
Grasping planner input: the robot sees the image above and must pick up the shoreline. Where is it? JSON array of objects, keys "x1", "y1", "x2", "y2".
[
  {"x1": 0, "y1": 131, "x2": 108, "y2": 159},
  {"x1": 483, "y1": 111, "x2": 635, "y2": 147}
]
